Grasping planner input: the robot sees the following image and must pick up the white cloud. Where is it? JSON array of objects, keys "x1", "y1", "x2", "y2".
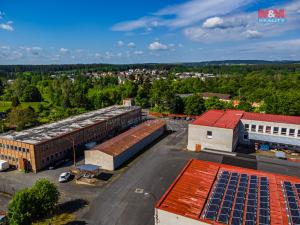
[
  {"x1": 112, "y1": 0, "x2": 254, "y2": 31},
  {"x1": 0, "y1": 22, "x2": 14, "y2": 31},
  {"x1": 244, "y1": 29, "x2": 262, "y2": 39},
  {"x1": 95, "y1": 53, "x2": 102, "y2": 58},
  {"x1": 127, "y1": 42, "x2": 136, "y2": 48},
  {"x1": 111, "y1": 17, "x2": 158, "y2": 31},
  {"x1": 149, "y1": 42, "x2": 168, "y2": 51},
  {"x1": 133, "y1": 51, "x2": 143, "y2": 55},
  {"x1": 59, "y1": 48, "x2": 69, "y2": 53},
  {"x1": 117, "y1": 40, "x2": 124, "y2": 47},
  {"x1": 203, "y1": 17, "x2": 224, "y2": 28}
]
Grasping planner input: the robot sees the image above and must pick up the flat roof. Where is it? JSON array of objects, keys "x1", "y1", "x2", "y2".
[
  {"x1": 91, "y1": 120, "x2": 166, "y2": 157},
  {"x1": 192, "y1": 110, "x2": 244, "y2": 129},
  {"x1": 156, "y1": 159, "x2": 300, "y2": 225},
  {"x1": 0, "y1": 105, "x2": 140, "y2": 145},
  {"x1": 192, "y1": 110, "x2": 300, "y2": 129}
]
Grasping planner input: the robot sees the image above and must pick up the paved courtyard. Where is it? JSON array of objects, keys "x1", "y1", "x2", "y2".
[{"x1": 0, "y1": 118, "x2": 299, "y2": 225}]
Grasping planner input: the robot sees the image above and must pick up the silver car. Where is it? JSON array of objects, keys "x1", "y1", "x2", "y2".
[{"x1": 58, "y1": 172, "x2": 71, "y2": 183}]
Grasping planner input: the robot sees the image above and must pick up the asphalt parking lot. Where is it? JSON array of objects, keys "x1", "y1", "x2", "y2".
[{"x1": 1, "y1": 118, "x2": 299, "y2": 225}]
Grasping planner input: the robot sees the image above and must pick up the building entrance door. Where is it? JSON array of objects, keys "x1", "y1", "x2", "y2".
[{"x1": 195, "y1": 144, "x2": 201, "y2": 152}]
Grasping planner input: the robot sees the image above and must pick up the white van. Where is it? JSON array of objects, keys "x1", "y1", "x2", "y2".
[{"x1": 0, "y1": 160, "x2": 9, "y2": 172}]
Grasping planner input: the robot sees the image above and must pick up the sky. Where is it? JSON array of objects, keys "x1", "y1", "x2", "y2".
[{"x1": 0, "y1": 0, "x2": 300, "y2": 64}]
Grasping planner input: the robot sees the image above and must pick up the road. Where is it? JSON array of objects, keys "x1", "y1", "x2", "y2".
[
  {"x1": 1, "y1": 118, "x2": 299, "y2": 224},
  {"x1": 80, "y1": 119, "x2": 300, "y2": 225}
]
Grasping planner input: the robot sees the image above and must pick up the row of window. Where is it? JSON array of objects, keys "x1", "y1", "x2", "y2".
[
  {"x1": 41, "y1": 150, "x2": 68, "y2": 164},
  {"x1": 0, "y1": 154, "x2": 19, "y2": 162},
  {"x1": 0, "y1": 144, "x2": 30, "y2": 153},
  {"x1": 244, "y1": 124, "x2": 300, "y2": 137}
]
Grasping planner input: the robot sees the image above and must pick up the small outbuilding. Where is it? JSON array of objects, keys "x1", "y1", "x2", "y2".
[{"x1": 85, "y1": 120, "x2": 166, "y2": 170}]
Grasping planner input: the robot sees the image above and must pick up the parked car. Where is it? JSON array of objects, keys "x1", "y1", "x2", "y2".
[
  {"x1": 58, "y1": 172, "x2": 71, "y2": 183},
  {"x1": 0, "y1": 160, "x2": 9, "y2": 172}
]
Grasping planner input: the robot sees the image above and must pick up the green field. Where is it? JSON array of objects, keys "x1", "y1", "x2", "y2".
[{"x1": 0, "y1": 101, "x2": 44, "y2": 112}]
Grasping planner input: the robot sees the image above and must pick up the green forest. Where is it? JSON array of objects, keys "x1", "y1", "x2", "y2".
[{"x1": 0, "y1": 63, "x2": 299, "y2": 132}]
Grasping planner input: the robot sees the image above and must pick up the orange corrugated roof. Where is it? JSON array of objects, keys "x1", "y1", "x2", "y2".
[
  {"x1": 156, "y1": 159, "x2": 300, "y2": 225},
  {"x1": 92, "y1": 120, "x2": 166, "y2": 156}
]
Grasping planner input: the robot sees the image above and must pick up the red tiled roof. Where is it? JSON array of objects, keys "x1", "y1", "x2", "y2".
[
  {"x1": 191, "y1": 110, "x2": 244, "y2": 129},
  {"x1": 156, "y1": 159, "x2": 300, "y2": 225},
  {"x1": 242, "y1": 112, "x2": 300, "y2": 125},
  {"x1": 192, "y1": 110, "x2": 300, "y2": 129}
]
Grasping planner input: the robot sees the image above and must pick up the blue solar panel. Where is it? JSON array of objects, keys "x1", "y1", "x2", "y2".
[
  {"x1": 204, "y1": 171, "x2": 273, "y2": 225},
  {"x1": 205, "y1": 211, "x2": 217, "y2": 220},
  {"x1": 231, "y1": 217, "x2": 242, "y2": 225},
  {"x1": 291, "y1": 217, "x2": 300, "y2": 225},
  {"x1": 259, "y1": 208, "x2": 269, "y2": 217},
  {"x1": 282, "y1": 181, "x2": 300, "y2": 225}
]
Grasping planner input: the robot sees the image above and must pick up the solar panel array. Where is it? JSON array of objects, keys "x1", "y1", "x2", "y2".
[
  {"x1": 203, "y1": 170, "x2": 270, "y2": 225},
  {"x1": 282, "y1": 181, "x2": 300, "y2": 225}
]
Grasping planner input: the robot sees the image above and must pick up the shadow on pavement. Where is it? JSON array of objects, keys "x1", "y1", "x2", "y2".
[{"x1": 59, "y1": 199, "x2": 89, "y2": 214}]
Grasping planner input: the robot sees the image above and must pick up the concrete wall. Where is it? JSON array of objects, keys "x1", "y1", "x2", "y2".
[
  {"x1": 84, "y1": 150, "x2": 114, "y2": 170},
  {"x1": 85, "y1": 124, "x2": 165, "y2": 170},
  {"x1": 187, "y1": 124, "x2": 234, "y2": 152},
  {"x1": 155, "y1": 209, "x2": 208, "y2": 225}
]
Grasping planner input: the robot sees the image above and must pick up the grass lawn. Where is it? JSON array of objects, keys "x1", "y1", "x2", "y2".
[{"x1": 32, "y1": 213, "x2": 75, "y2": 225}]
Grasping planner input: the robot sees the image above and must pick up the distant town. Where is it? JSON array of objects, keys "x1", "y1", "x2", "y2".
[{"x1": 0, "y1": 62, "x2": 299, "y2": 225}]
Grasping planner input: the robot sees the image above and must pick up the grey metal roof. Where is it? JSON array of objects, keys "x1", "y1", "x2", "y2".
[{"x1": 0, "y1": 105, "x2": 140, "y2": 145}]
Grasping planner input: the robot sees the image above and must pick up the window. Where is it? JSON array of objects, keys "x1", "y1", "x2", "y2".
[
  {"x1": 244, "y1": 133, "x2": 249, "y2": 140},
  {"x1": 245, "y1": 124, "x2": 249, "y2": 131},
  {"x1": 251, "y1": 125, "x2": 256, "y2": 132},
  {"x1": 289, "y1": 129, "x2": 295, "y2": 137},
  {"x1": 298, "y1": 130, "x2": 300, "y2": 137},
  {"x1": 22, "y1": 148, "x2": 25, "y2": 152},
  {"x1": 266, "y1": 126, "x2": 271, "y2": 134},
  {"x1": 273, "y1": 127, "x2": 279, "y2": 134},
  {"x1": 258, "y1": 125, "x2": 264, "y2": 133},
  {"x1": 207, "y1": 131, "x2": 213, "y2": 139},
  {"x1": 281, "y1": 128, "x2": 287, "y2": 135}
]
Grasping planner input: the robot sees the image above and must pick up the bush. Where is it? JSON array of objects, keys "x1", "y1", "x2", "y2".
[
  {"x1": 7, "y1": 179, "x2": 60, "y2": 224},
  {"x1": 7, "y1": 189, "x2": 37, "y2": 225},
  {"x1": 31, "y1": 179, "x2": 60, "y2": 218}
]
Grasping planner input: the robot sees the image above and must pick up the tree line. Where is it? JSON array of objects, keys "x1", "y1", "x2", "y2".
[{"x1": 0, "y1": 64, "x2": 299, "y2": 132}]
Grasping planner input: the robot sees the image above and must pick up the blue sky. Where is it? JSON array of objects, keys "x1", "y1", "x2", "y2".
[{"x1": 0, "y1": 0, "x2": 300, "y2": 64}]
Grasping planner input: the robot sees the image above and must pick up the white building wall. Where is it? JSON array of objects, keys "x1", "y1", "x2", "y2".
[
  {"x1": 240, "y1": 119, "x2": 300, "y2": 149},
  {"x1": 85, "y1": 125, "x2": 165, "y2": 170},
  {"x1": 84, "y1": 150, "x2": 114, "y2": 170},
  {"x1": 155, "y1": 209, "x2": 209, "y2": 225},
  {"x1": 187, "y1": 124, "x2": 234, "y2": 152}
]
